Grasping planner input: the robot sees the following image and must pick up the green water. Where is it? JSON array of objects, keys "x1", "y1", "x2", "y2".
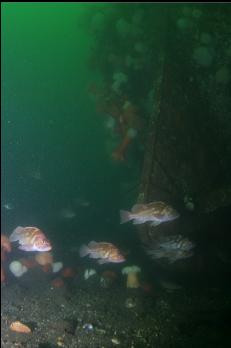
[
  {"x1": 2, "y1": 5, "x2": 231, "y2": 347},
  {"x1": 2, "y1": 3, "x2": 140, "y2": 246},
  {"x1": 5, "y1": 3, "x2": 230, "y2": 258}
]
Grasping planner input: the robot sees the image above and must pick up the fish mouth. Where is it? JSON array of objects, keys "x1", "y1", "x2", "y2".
[
  {"x1": 113, "y1": 258, "x2": 126, "y2": 263},
  {"x1": 39, "y1": 246, "x2": 52, "y2": 252},
  {"x1": 169, "y1": 213, "x2": 180, "y2": 220}
]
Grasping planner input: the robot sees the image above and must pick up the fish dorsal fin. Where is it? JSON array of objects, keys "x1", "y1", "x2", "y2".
[
  {"x1": 131, "y1": 204, "x2": 147, "y2": 213},
  {"x1": 13, "y1": 226, "x2": 24, "y2": 234},
  {"x1": 88, "y1": 241, "x2": 97, "y2": 248},
  {"x1": 147, "y1": 201, "x2": 164, "y2": 208}
]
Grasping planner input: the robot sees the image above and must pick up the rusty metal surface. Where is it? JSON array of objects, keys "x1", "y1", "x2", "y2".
[{"x1": 138, "y1": 6, "x2": 231, "y2": 255}]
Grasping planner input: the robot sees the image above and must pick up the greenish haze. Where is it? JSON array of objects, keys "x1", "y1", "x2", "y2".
[{"x1": 2, "y1": 3, "x2": 137, "y2": 245}]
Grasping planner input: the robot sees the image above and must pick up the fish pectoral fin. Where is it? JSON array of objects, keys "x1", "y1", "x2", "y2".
[
  {"x1": 98, "y1": 259, "x2": 108, "y2": 264},
  {"x1": 133, "y1": 219, "x2": 144, "y2": 225},
  {"x1": 88, "y1": 241, "x2": 98, "y2": 248},
  {"x1": 88, "y1": 252, "x2": 100, "y2": 259},
  {"x1": 150, "y1": 221, "x2": 161, "y2": 227},
  {"x1": 18, "y1": 245, "x2": 34, "y2": 251}
]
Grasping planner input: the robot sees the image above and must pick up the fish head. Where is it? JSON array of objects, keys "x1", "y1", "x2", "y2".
[
  {"x1": 179, "y1": 239, "x2": 194, "y2": 251},
  {"x1": 34, "y1": 237, "x2": 52, "y2": 252},
  {"x1": 162, "y1": 206, "x2": 180, "y2": 221},
  {"x1": 109, "y1": 253, "x2": 126, "y2": 263}
]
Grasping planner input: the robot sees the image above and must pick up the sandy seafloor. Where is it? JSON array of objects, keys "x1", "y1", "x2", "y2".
[{"x1": 1, "y1": 267, "x2": 231, "y2": 348}]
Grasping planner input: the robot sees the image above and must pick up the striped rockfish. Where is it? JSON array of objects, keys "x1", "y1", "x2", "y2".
[
  {"x1": 120, "y1": 201, "x2": 179, "y2": 227},
  {"x1": 9, "y1": 226, "x2": 52, "y2": 252}
]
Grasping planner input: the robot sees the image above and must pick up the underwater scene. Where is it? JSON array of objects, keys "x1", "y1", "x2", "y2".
[{"x1": 1, "y1": 3, "x2": 231, "y2": 348}]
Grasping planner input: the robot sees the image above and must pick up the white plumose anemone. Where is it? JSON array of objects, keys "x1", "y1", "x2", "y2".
[
  {"x1": 122, "y1": 265, "x2": 141, "y2": 288},
  {"x1": 9, "y1": 261, "x2": 28, "y2": 277},
  {"x1": 84, "y1": 269, "x2": 97, "y2": 280},
  {"x1": 52, "y1": 262, "x2": 63, "y2": 273}
]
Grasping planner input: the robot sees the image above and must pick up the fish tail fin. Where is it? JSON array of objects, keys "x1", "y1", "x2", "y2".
[
  {"x1": 120, "y1": 210, "x2": 132, "y2": 224},
  {"x1": 79, "y1": 244, "x2": 90, "y2": 258},
  {"x1": 9, "y1": 226, "x2": 24, "y2": 242}
]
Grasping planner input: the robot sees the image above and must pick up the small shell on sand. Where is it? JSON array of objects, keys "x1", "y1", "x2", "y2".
[{"x1": 10, "y1": 321, "x2": 31, "y2": 333}]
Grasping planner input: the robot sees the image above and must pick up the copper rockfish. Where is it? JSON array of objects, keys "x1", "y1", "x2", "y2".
[
  {"x1": 79, "y1": 241, "x2": 125, "y2": 264},
  {"x1": 9, "y1": 226, "x2": 52, "y2": 252},
  {"x1": 120, "y1": 201, "x2": 179, "y2": 226},
  {"x1": 145, "y1": 234, "x2": 194, "y2": 263}
]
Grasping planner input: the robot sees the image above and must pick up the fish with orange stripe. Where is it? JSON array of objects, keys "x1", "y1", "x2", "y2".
[
  {"x1": 79, "y1": 241, "x2": 125, "y2": 264},
  {"x1": 9, "y1": 226, "x2": 52, "y2": 252}
]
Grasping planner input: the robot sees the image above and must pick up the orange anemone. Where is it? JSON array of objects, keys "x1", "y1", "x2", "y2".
[
  {"x1": 1, "y1": 235, "x2": 11, "y2": 283},
  {"x1": 51, "y1": 278, "x2": 64, "y2": 288},
  {"x1": 140, "y1": 282, "x2": 153, "y2": 294},
  {"x1": 41, "y1": 264, "x2": 52, "y2": 273},
  {"x1": 1, "y1": 235, "x2": 11, "y2": 258},
  {"x1": 1, "y1": 267, "x2": 5, "y2": 283},
  {"x1": 101, "y1": 270, "x2": 117, "y2": 280},
  {"x1": 62, "y1": 267, "x2": 75, "y2": 278},
  {"x1": 112, "y1": 134, "x2": 133, "y2": 162},
  {"x1": 35, "y1": 252, "x2": 53, "y2": 266},
  {"x1": 19, "y1": 258, "x2": 38, "y2": 269}
]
